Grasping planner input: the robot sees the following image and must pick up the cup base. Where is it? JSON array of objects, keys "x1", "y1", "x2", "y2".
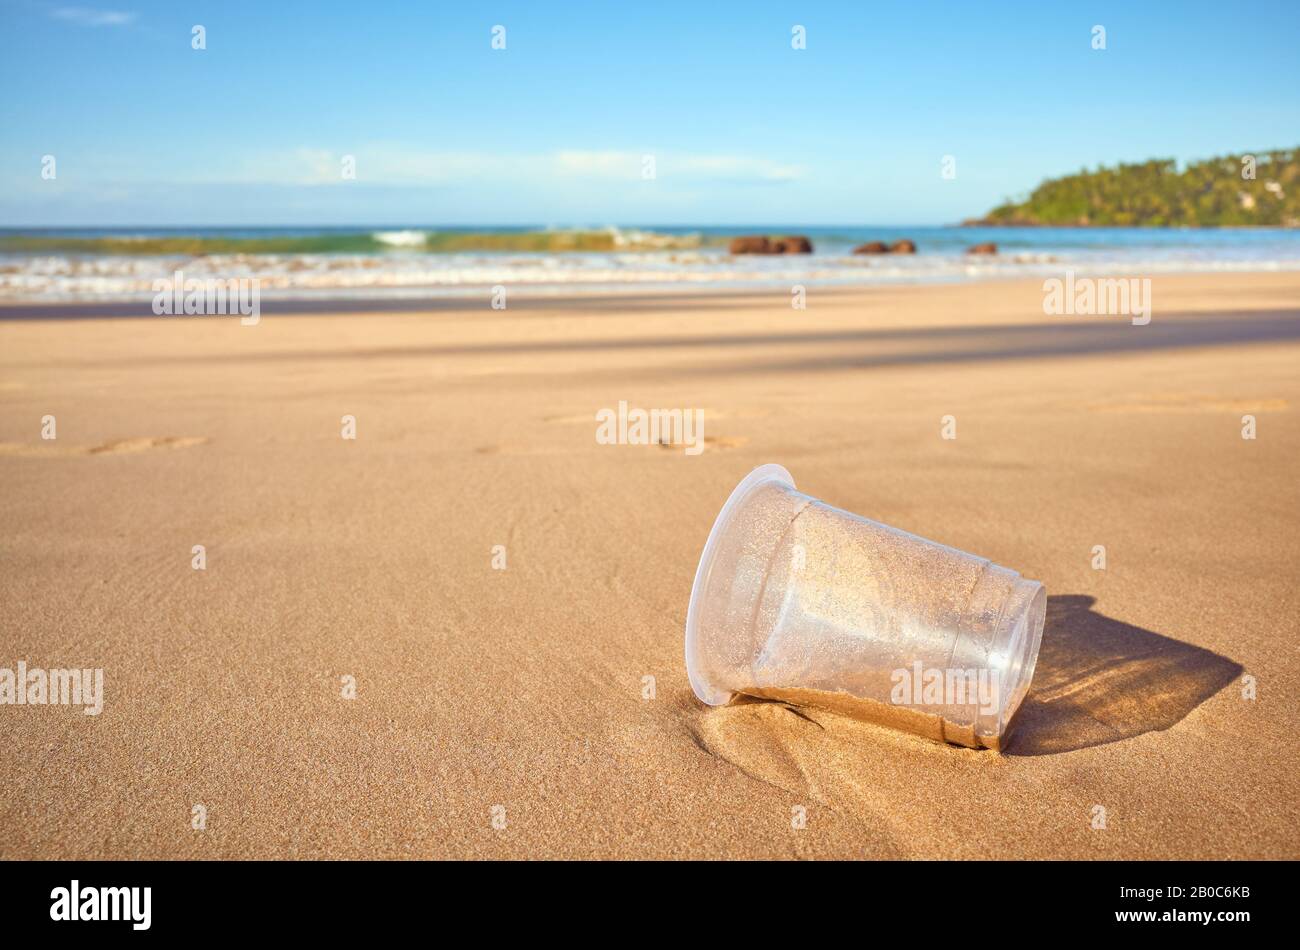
[{"x1": 978, "y1": 579, "x2": 1046, "y2": 744}]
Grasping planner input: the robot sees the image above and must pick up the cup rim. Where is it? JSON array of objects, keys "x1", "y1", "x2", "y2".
[{"x1": 685, "y1": 463, "x2": 796, "y2": 706}]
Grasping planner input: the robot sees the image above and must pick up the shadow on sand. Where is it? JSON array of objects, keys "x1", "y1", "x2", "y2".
[{"x1": 1004, "y1": 595, "x2": 1241, "y2": 756}]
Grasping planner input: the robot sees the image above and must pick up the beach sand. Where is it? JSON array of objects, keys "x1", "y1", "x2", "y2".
[{"x1": 1, "y1": 272, "x2": 1298, "y2": 859}]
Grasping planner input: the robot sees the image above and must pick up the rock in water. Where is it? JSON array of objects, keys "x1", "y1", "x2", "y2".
[
  {"x1": 728, "y1": 235, "x2": 812, "y2": 254},
  {"x1": 729, "y1": 236, "x2": 772, "y2": 254},
  {"x1": 852, "y1": 241, "x2": 889, "y2": 254}
]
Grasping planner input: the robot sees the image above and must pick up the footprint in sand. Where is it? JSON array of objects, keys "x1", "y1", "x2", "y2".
[
  {"x1": 544, "y1": 409, "x2": 729, "y2": 425},
  {"x1": 472, "y1": 434, "x2": 748, "y2": 456},
  {"x1": 87, "y1": 436, "x2": 209, "y2": 455},
  {"x1": 542, "y1": 409, "x2": 753, "y2": 453},
  {"x1": 657, "y1": 435, "x2": 749, "y2": 452},
  {"x1": 0, "y1": 436, "x2": 208, "y2": 458}
]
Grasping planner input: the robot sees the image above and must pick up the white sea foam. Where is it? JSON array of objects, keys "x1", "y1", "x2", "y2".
[
  {"x1": 2, "y1": 244, "x2": 1300, "y2": 303},
  {"x1": 372, "y1": 230, "x2": 429, "y2": 248}
]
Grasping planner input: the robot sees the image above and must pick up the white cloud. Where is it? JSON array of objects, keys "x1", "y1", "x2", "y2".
[
  {"x1": 50, "y1": 6, "x2": 138, "y2": 27},
  {"x1": 674, "y1": 155, "x2": 804, "y2": 182},
  {"x1": 552, "y1": 150, "x2": 639, "y2": 178},
  {"x1": 227, "y1": 147, "x2": 805, "y2": 186}
]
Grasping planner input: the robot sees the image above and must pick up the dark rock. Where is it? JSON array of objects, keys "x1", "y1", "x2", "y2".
[
  {"x1": 852, "y1": 241, "x2": 889, "y2": 255},
  {"x1": 729, "y1": 235, "x2": 813, "y2": 254},
  {"x1": 889, "y1": 239, "x2": 917, "y2": 254},
  {"x1": 729, "y1": 236, "x2": 772, "y2": 255},
  {"x1": 966, "y1": 242, "x2": 998, "y2": 255}
]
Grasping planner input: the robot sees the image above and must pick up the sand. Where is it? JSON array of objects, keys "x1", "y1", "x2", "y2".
[
  {"x1": 1, "y1": 272, "x2": 1298, "y2": 859},
  {"x1": 746, "y1": 686, "x2": 1003, "y2": 751}
]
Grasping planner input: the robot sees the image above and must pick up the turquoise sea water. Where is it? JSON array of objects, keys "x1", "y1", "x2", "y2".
[{"x1": 2, "y1": 226, "x2": 1298, "y2": 302}]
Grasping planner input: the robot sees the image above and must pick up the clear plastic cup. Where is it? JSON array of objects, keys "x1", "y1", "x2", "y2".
[{"x1": 685, "y1": 464, "x2": 1046, "y2": 750}]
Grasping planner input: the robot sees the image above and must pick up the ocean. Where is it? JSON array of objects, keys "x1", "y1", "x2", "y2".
[{"x1": 2, "y1": 225, "x2": 1299, "y2": 303}]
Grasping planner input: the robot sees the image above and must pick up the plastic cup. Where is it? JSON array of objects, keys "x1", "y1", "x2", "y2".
[{"x1": 685, "y1": 464, "x2": 1046, "y2": 750}]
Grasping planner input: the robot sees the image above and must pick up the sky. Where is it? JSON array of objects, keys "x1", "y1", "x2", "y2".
[{"x1": 1, "y1": 0, "x2": 1297, "y2": 227}]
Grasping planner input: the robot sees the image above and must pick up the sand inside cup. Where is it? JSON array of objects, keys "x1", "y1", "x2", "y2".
[{"x1": 746, "y1": 686, "x2": 1006, "y2": 750}]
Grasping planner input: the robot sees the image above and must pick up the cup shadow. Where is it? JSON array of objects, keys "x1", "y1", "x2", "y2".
[{"x1": 1004, "y1": 594, "x2": 1242, "y2": 756}]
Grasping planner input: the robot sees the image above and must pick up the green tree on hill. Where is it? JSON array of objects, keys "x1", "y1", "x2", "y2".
[{"x1": 975, "y1": 148, "x2": 1298, "y2": 227}]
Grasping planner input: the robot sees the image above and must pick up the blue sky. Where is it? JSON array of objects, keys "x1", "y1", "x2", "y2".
[{"x1": 1, "y1": 0, "x2": 1297, "y2": 226}]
